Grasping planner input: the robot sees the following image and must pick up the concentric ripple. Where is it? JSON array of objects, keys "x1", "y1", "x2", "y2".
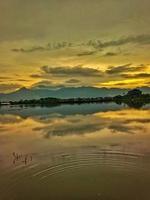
[{"x1": 0, "y1": 149, "x2": 150, "y2": 200}]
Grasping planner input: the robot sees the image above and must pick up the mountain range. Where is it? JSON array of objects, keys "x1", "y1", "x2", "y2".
[{"x1": 0, "y1": 86, "x2": 150, "y2": 101}]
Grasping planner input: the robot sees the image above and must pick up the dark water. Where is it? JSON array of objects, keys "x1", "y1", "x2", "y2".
[{"x1": 0, "y1": 103, "x2": 150, "y2": 200}]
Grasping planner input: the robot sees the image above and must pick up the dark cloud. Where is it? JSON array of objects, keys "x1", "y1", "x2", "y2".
[
  {"x1": 86, "y1": 35, "x2": 150, "y2": 49},
  {"x1": 0, "y1": 83, "x2": 22, "y2": 93},
  {"x1": 103, "y1": 52, "x2": 120, "y2": 57},
  {"x1": 106, "y1": 63, "x2": 132, "y2": 74},
  {"x1": 105, "y1": 63, "x2": 148, "y2": 75},
  {"x1": 12, "y1": 42, "x2": 73, "y2": 53},
  {"x1": 30, "y1": 63, "x2": 149, "y2": 89},
  {"x1": 11, "y1": 35, "x2": 150, "y2": 55},
  {"x1": 103, "y1": 35, "x2": 150, "y2": 47},
  {"x1": 30, "y1": 74, "x2": 42, "y2": 78},
  {"x1": 30, "y1": 65, "x2": 103, "y2": 89},
  {"x1": 0, "y1": 76, "x2": 11, "y2": 80},
  {"x1": 17, "y1": 79, "x2": 29, "y2": 82},
  {"x1": 32, "y1": 80, "x2": 65, "y2": 90},
  {"x1": 0, "y1": 77, "x2": 29, "y2": 83},
  {"x1": 41, "y1": 65, "x2": 103, "y2": 77},
  {"x1": 122, "y1": 73, "x2": 150, "y2": 79},
  {"x1": 12, "y1": 46, "x2": 45, "y2": 53},
  {"x1": 65, "y1": 79, "x2": 81, "y2": 84},
  {"x1": 77, "y1": 51, "x2": 96, "y2": 57}
]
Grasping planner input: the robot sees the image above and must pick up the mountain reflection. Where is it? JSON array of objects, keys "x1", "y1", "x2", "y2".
[{"x1": 0, "y1": 105, "x2": 150, "y2": 139}]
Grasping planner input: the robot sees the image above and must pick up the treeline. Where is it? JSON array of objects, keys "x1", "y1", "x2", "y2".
[
  {"x1": 10, "y1": 96, "x2": 113, "y2": 105},
  {"x1": 1, "y1": 89, "x2": 150, "y2": 108},
  {"x1": 113, "y1": 92, "x2": 150, "y2": 108}
]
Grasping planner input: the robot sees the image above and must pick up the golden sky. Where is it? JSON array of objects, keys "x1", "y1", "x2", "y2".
[{"x1": 0, "y1": 0, "x2": 150, "y2": 93}]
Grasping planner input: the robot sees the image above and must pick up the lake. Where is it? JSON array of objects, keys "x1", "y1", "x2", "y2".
[{"x1": 0, "y1": 103, "x2": 150, "y2": 200}]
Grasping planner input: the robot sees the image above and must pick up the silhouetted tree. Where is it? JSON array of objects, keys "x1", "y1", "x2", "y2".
[{"x1": 127, "y1": 89, "x2": 142, "y2": 97}]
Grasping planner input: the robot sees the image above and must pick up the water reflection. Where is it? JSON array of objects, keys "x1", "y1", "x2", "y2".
[
  {"x1": 0, "y1": 104, "x2": 150, "y2": 200},
  {"x1": 35, "y1": 108, "x2": 150, "y2": 137}
]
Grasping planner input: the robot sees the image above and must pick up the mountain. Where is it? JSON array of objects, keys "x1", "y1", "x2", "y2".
[{"x1": 0, "y1": 86, "x2": 150, "y2": 101}]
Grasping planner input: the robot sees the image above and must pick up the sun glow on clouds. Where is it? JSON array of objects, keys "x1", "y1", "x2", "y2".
[
  {"x1": 98, "y1": 79, "x2": 148, "y2": 89},
  {"x1": 0, "y1": 0, "x2": 150, "y2": 92}
]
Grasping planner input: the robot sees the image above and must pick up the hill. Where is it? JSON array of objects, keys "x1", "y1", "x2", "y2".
[{"x1": 0, "y1": 86, "x2": 150, "y2": 101}]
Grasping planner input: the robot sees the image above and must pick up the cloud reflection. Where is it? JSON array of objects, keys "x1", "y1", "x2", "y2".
[
  {"x1": 31, "y1": 109, "x2": 150, "y2": 138},
  {"x1": 0, "y1": 108, "x2": 150, "y2": 139}
]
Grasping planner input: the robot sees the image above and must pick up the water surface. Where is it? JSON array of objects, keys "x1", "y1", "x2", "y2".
[{"x1": 0, "y1": 103, "x2": 150, "y2": 200}]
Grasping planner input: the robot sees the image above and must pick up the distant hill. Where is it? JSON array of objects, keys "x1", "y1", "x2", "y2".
[{"x1": 0, "y1": 86, "x2": 150, "y2": 101}]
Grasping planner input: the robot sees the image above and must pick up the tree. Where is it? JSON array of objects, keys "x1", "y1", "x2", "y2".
[{"x1": 127, "y1": 89, "x2": 142, "y2": 97}]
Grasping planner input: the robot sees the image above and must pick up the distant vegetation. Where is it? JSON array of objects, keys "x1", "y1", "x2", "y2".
[
  {"x1": 0, "y1": 89, "x2": 150, "y2": 108},
  {"x1": 113, "y1": 89, "x2": 150, "y2": 108}
]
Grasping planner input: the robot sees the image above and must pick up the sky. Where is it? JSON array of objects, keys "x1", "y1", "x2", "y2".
[{"x1": 0, "y1": 0, "x2": 150, "y2": 93}]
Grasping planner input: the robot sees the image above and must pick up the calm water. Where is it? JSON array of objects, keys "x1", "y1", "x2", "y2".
[{"x1": 0, "y1": 103, "x2": 150, "y2": 200}]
